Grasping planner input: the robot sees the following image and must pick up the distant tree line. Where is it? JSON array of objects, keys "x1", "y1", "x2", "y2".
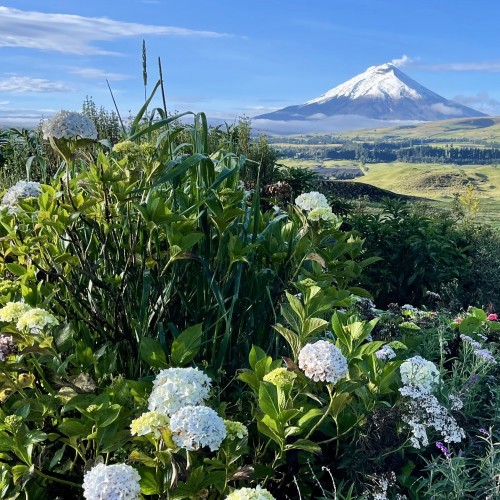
[{"x1": 277, "y1": 140, "x2": 500, "y2": 165}]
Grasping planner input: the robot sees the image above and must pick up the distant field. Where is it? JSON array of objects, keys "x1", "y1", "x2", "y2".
[
  {"x1": 280, "y1": 157, "x2": 500, "y2": 227},
  {"x1": 337, "y1": 116, "x2": 500, "y2": 143}
]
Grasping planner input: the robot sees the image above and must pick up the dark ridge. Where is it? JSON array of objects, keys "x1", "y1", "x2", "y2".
[
  {"x1": 319, "y1": 180, "x2": 421, "y2": 202},
  {"x1": 455, "y1": 118, "x2": 495, "y2": 128}
]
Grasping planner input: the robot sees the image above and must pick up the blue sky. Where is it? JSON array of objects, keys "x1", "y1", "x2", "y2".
[{"x1": 1, "y1": 0, "x2": 500, "y2": 128}]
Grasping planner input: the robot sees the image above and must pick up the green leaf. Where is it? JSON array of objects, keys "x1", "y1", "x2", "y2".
[
  {"x1": 249, "y1": 345, "x2": 267, "y2": 371},
  {"x1": 138, "y1": 467, "x2": 160, "y2": 495},
  {"x1": 273, "y1": 324, "x2": 301, "y2": 360},
  {"x1": 259, "y1": 381, "x2": 284, "y2": 420},
  {"x1": 285, "y1": 439, "x2": 321, "y2": 453},
  {"x1": 5, "y1": 263, "x2": 27, "y2": 277},
  {"x1": 11, "y1": 465, "x2": 29, "y2": 484},
  {"x1": 139, "y1": 337, "x2": 168, "y2": 369},
  {"x1": 58, "y1": 419, "x2": 92, "y2": 437},
  {"x1": 170, "y1": 323, "x2": 202, "y2": 367},
  {"x1": 286, "y1": 291, "x2": 305, "y2": 321},
  {"x1": 297, "y1": 408, "x2": 323, "y2": 428}
]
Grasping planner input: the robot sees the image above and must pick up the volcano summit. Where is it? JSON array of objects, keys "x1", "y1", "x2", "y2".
[{"x1": 256, "y1": 63, "x2": 486, "y2": 122}]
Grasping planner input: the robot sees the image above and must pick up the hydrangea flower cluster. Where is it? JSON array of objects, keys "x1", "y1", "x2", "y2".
[
  {"x1": 263, "y1": 367, "x2": 297, "y2": 387},
  {"x1": 82, "y1": 463, "x2": 141, "y2": 500},
  {"x1": 147, "y1": 367, "x2": 211, "y2": 415},
  {"x1": 225, "y1": 485, "x2": 276, "y2": 500},
  {"x1": 16, "y1": 307, "x2": 59, "y2": 331},
  {"x1": 307, "y1": 207, "x2": 339, "y2": 224},
  {"x1": 130, "y1": 411, "x2": 170, "y2": 437},
  {"x1": 295, "y1": 191, "x2": 329, "y2": 212},
  {"x1": 399, "y1": 356, "x2": 440, "y2": 392},
  {"x1": 399, "y1": 385, "x2": 465, "y2": 448},
  {"x1": 42, "y1": 110, "x2": 97, "y2": 141},
  {"x1": 1, "y1": 181, "x2": 41, "y2": 207},
  {"x1": 0, "y1": 302, "x2": 31, "y2": 323},
  {"x1": 169, "y1": 405, "x2": 226, "y2": 451},
  {"x1": 298, "y1": 340, "x2": 348, "y2": 384},
  {"x1": 224, "y1": 420, "x2": 248, "y2": 441},
  {"x1": 375, "y1": 345, "x2": 396, "y2": 361}
]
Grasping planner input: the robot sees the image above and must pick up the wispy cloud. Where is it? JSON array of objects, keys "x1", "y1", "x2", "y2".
[
  {"x1": 69, "y1": 68, "x2": 130, "y2": 81},
  {"x1": 0, "y1": 7, "x2": 232, "y2": 56},
  {"x1": 453, "y1": 92, "x2": 500, "y2": 114},
  {"x1": 0, "y1": 76, "x2": 73, "y2": 93},
  {"x1": 0, "y1": 107, "x2": 57, "y2": 127},
  {"x1": 422, "y1": 61, "x2": 500, "y2": 72},
  {"x1": 390, "y1": 54, "x2": 418, "y2": 68}
]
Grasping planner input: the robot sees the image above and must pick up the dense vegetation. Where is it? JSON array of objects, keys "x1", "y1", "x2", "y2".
[{"x1": 0, "y1": 87, "x2": 498, "y2": 499}]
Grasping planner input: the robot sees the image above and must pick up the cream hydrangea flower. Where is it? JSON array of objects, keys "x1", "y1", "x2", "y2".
[
  {"x1": 298, "y1": 340, "x2": 348, "y2": 384},
  {"x1": 82, "y1": 463, "x2": 141, "y2": 500},
  {"x1": 295, "y1": 191, "x2": 329, "y2": 212},
  {"x1": 225, "y1": 485, "x2": 276, "y2": 499},
  {"x1": 400, "y1": 356, "x2": 440, "y2": 392},
  {"x1": 263, "y1": 367, "x2": 297, "y2": 387},
  {"x1": 307, "y1": 207, "x2": 338, "y2": 224},
  {"x1": 16, "y1": 308, "x2": 59, "y2": 331},
  {"x1": 42, "y1": 110, "x2": 97, "y2": 141},
  {"x1": 2, "y1": 181, "x2": 41, "y2": 207},
  {"x1": 112, "y1": 140, "x2": 140, "y2": 155},
  {"x1": 148, "y1": 367, "x2": 211, "y2": 416},
  {"x1": 170, "y1": 405, "x2": 226, "y2": 451},
  {"x1": 0, "y1": 302, "x2": 31, "y2": 323},
  {"x1": 130, "y1": 411, "x2": 170, "y2": 437},
  {"x1": 224, "y1": 420, "x2": 248, "y2": 441}
]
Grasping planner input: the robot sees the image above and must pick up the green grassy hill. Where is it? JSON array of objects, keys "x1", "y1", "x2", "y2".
[{"x1": 337, "y1": 116, "x2": 500, "y2": 143}]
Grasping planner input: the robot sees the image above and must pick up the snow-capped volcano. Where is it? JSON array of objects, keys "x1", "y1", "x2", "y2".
[{"x1": 256, "y1": 63, "x2": 486, "y2": 122}]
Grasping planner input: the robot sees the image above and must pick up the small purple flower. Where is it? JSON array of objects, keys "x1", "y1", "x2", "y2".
[
  {"x1": 436, "y1": 441, "x2": 452, "y2": 459},
  {"x1": 479, "y1": 428, "x2": 489, "y2": 436},
  {"x1": 474, "y1": 349, "x2": 497, "y2": 364},
  {"x1": 465, "y1": 374, "x2": 479, "y2": 388}
]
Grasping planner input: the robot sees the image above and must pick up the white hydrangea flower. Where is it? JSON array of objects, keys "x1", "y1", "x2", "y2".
[
  {"x1": 298, "y1": 340, "x2": 348, "y2": 384},
  {"x1": 224, "y1": 420, "x2": 248, "y2": 441},
  {"x1": 82, "y1": 463, "x2": 141, "y2": 500},
  {"x1": 147, "y1": 367, "x2": 211, "y2": 416},
  {"x1": 42, "y1": 110, "x2": 97, "y2": 141},
  {"x1": 400, "y1": 356, "x2": 440, "y2": 392},
  {"x1": 375, "y1": 345, "x2": 396, "y2": 361},
  {"x1": 16, "y1": 307, "x2": 59, "y2": 331},
  {"x1": 170, "y1": 405, "x2": 226, "y2": 451},
  {"x1": 0, "y1": 302, "x2": 32, "y2": 323},
  {"x1": 399, "y1": 385, "x2": 465, "y2": 448},
  {"x1": 225, "y1": 485, "x2": 276, "y2": 499},
  {"x1": 130, "y1": 411, "x2": 170, "y2": 437},
  {"x1": 2, "y1": 181, "x2": 41, "y2": 207},
  {"x1": 295, "y1": 191, "x2": 329, "y2": 212}
]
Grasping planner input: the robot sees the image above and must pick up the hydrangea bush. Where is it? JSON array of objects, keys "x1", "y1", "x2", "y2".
[{"x1": 0, "y1": 100, "x2": 498, "y2": 499}]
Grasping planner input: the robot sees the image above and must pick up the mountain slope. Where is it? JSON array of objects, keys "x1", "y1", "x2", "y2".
[{"x1": 257, "y1": 63, "x2": 486, "y2": 122}]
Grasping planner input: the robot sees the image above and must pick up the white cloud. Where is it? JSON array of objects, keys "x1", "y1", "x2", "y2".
[
  {"x1": 0, "y1": 100, "x2": 9, "y2": 105},
  {"x1": 390, "y1": 54, "x2": 417, "y2": 68},
  {"x1": 422, "y1": 61, "x2": 500, "y2": 72},
  {"x1": 0, "y1": 107, "x2": 57, "y2": 127},
  {"x1": 453, "y1": 92, "x2": 500, "y2": 114},
  {"x1": 0, "y1": 7, "x2": 232, "y2": 56},
  {"x1": 430, "y1": 103, "x2": 464, "y2": 116},
  {"x1": 69, "y1": 68, "x2": 130, "y2": 81},
  {"x1": 0, "y1": 76, "x2": 73, "y2": 93}
]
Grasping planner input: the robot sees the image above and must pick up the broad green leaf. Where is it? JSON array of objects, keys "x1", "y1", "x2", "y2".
[
  {"x1": 170, "y1": 323, "x2": 203, "y2": 367},
  {"x1": 258, "y1": 381, "x2": 284, "y2": 420},
  {"x1": 139, "y1": 337, "x2": 168, "y2": 369},
  {"x1": 285, "y1": 439, "x2": 321, "y2": 453}
]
